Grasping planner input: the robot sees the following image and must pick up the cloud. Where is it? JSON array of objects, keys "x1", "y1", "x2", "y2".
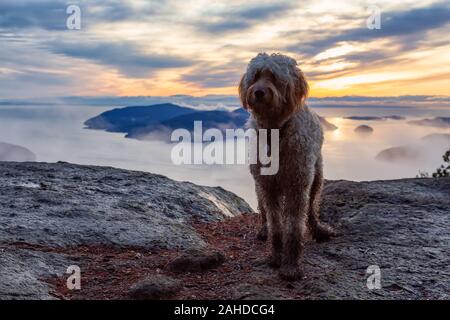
[
  {"x1": 196, "y1": 2, "x2": 293, "y2": 34},
  {"x1": 46, "y1": 40, "x2": 195, "y2": 77},
  {"x1": 181, "y1": 62, "x2": 244, "y2": 88},
  {"x1": 290, "y1": 2, "x2": 450, "y2": 56},
  {"x1": 235, "y1": 3, "x2": 292, "y2": 20},
  {"x1": 305, "y1": 51, "x2": 392, "y2": 80},
  {"x1": 0, "y1": 70, "x2": 76, "y2": 98},
  {"x1": 0, "y1": 0, "x2": 449, "y2": 98},
  {"x1": 2, "y1": 94, "x2": 449, "y2": 109},
  {"x1": 182, "y1": 70, "x2": 240, "y2": 88},
  {"x1": 0, "y1": 0, "x2": 162, "y2": 31},
  {"x1": 8, "y1": 70, "x2": 73, "y2": 85},
  {"x1": 0, "y1": 0, "x2": 66, "y2": 30},
  {"x1": 201, "y1": 20, "x2": 249, "y2": 34}
]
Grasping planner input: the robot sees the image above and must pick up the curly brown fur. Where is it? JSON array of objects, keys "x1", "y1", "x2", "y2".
[{"x1": 239, "y1": 53, "x2": 336, "y2": 281}]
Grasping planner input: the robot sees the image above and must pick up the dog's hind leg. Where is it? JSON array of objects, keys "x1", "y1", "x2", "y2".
[
  {"x1": 308, "y1": 157, "x2": 337, "y2": 242},
  {"x1": 256, "y1": 199, "x2": 268, "y2": 241}
]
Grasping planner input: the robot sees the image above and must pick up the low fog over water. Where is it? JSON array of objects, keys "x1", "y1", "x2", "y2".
[{"x1": 1, "y1": 104, "x2": 449, "y2": 209}]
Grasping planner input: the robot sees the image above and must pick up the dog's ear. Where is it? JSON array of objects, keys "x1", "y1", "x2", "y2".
[
  {"x1": 286, "y1": 67, "x2": 309, "y2": 111},
  {"x1": 238, "y1": 74, "x2": 248, "y2": 109}
]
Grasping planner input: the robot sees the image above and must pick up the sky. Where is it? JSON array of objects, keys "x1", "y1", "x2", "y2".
[{"x1": 0, "y1": 0, "x2": 450, "y2": 99}]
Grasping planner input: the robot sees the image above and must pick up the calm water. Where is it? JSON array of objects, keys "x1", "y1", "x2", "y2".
[{"x1": 1, "y1": 104, "x2": 450, "y2": 209}]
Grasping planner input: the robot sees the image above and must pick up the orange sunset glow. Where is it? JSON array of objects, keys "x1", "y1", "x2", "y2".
[{"x1": 1, "y1": 0, "x2": 450, "y2": 99}]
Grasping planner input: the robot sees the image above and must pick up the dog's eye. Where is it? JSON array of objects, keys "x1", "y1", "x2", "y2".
[
  {"x1": 261, "y1": 70, "x2": 276, "y2": 82},
  {"x1": 268, "y1": 73, "x2": 276, "y2": 82}
]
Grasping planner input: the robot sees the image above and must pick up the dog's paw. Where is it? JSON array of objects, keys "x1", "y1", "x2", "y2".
[
  {"x1": 312, "y1": 224, "x2": 339, "y2": 243},
  {"x1": 279, "y1": 264, "x2": 304, "y2": 281},
  {"x1": 256, "y1": 225, "x2": 268, "y2": 242}
]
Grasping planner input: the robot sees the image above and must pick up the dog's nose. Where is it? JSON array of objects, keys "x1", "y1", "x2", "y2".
[{"x1": 254, "y1": 90, "x2": 265, "y2": 99}]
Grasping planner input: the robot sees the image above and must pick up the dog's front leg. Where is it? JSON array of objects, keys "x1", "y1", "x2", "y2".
[
  {"x1": 257, "y1": 185, "x2": 283, "y2": 268},
  {"x1": 266, "y1": 201, "x2": 283, "y2": 268},
  {"x1": 279, "y1": 177, "x2": 313, "y2": 281},
  {"x1": 251, "y1": 168, "x2": 282, "y2": 267}
]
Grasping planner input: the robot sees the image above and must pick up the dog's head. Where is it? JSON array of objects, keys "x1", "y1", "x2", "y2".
[{"x1": 239, "y1": 53, "x2": 308, "y2": 126}]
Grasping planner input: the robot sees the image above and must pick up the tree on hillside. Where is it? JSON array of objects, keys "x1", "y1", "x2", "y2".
[{"x1": 432, "y1": 149, "x2": 450, "y2": 178}]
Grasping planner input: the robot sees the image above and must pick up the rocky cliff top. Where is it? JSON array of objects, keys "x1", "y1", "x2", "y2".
[
  {"x1": 0, "y1": 162, "x2": 449, "y2": 300},
  {"x1": 0, "y1": 162, "x2": 251, "y2": 250}
]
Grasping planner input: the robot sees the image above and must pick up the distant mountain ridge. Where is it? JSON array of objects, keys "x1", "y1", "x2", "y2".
[
  {"x1": 376, "y1": 133, "x2": 450, "y2": 162},
  {"x1": 345, "y1": 115, "x2": 405, "y2": 121},
  {"x1": 408, "y1": 117, "x2": 450, "y2": 128},
  {"x1": 0, "y1": 142, "x2": 36, "y2": 162},
  {"x1": 126, "y1": 108, "x2": 248, "y2": 140},
  {"x1": 84, "y1": 103, "x2": 196, "y2": 133},
  {"x1": 85, "y1": 103, "x2": 338, "y2": 141}
]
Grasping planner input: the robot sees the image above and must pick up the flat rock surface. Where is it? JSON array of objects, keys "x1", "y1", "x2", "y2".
[
  {"x1": 0, "y1": 162, "x2": 449, "y2": 300},
  {"x1": 0, "y1": 162, "x2": 251, "y2": 249},
  {"x1": 307, "y1": 178, "x2": 450, "y2": 299},
  {"x1": 0, "y1": 162, "x2": 251, "y2": 299},
  {"x1": 0, "y1": 247, "x2": 72, "y2": 300}
]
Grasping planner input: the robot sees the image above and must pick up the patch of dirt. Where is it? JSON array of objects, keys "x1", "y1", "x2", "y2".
[{"x1": 46, "y1": 213, "x2": 303, "y2": 299}]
